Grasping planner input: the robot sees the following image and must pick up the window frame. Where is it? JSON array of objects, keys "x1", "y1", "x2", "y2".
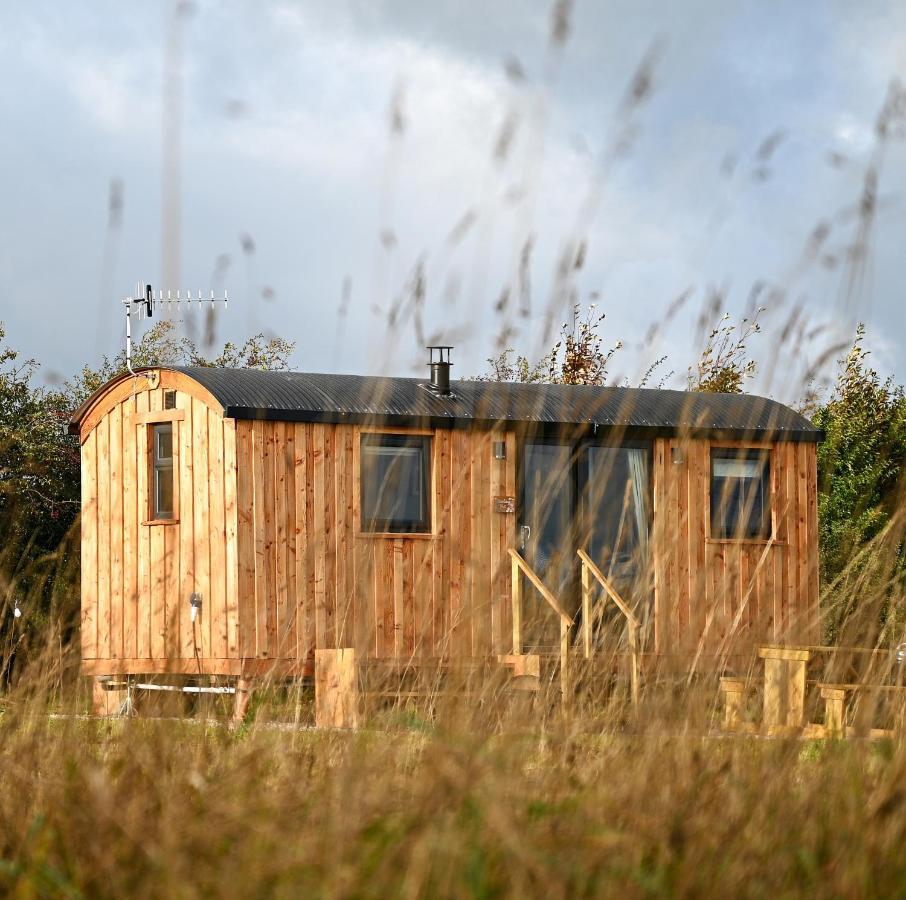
[
  {"x1": 359, "y1": 432, "x2": 433, "y2": 535},
  {"x1": 146, "y1": 421, "x2": 179, "y2": 524},
  {"x1": 708, "y1": 446, "x2": 772, "y2": 541}
]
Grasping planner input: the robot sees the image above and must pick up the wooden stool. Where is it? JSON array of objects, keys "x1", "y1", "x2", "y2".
[{"x1": 719, "y1": 677, "x2": 747, "y2": 730}]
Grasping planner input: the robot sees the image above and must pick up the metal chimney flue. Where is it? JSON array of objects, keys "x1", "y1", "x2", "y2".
[{"x1": 427, "y1": 346, "x2": 453, "y2": 395}]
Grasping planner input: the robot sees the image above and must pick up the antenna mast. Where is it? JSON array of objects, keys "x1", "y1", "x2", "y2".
[{"x1": 122, "y1": 281, "x2": 229, "y2": 375}]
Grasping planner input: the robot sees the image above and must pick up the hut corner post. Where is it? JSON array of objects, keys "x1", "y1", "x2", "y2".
[{"x1": 315, "y1": 649, "x2": 359, "y2": 729}]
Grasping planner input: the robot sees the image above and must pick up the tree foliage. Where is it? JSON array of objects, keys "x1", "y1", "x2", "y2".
[
  {"x1": 480, "y1": 303, "x2": 622, "y2": 385},
  {"x1": 688, "y1": 309, "x2": 762, "y2": 394},
  {"x1": 812, "y1": 326, "x2": 906, "y2": 589},
  {"x1": 63, "y1": 319, "x2": 294, "y2": 409}
]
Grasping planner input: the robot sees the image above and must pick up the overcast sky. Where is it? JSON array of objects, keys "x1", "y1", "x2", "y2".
[{"x1": 1, "y1": 1, "x2": 904, "y2": 402}]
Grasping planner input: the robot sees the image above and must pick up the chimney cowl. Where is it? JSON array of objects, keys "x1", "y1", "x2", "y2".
[{"x1": 427, "y1": 345, "x2": 453, "y2": 396}]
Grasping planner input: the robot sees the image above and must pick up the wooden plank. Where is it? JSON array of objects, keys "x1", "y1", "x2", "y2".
[
  {"x1": 415, "y1": 530, "x2": 434, "y2": 657},
  {"x1": 403, "y1": 540, "x2": 415, "y2": 656},
  {"x1": 150, "y1": 525, "x2": 166, "y2": 659},
  {"x1": 805, "y1": 443, "x2": 820, "y2": 643},
  {"x1": 665, "y1": 439, "x2": 679, "y2": 653},
  {"x1": 191, "y1": 398, "x2": 211, "y2": 658},
  {"x1": 502, "y1": 430, "x2": 517, "y2": 649},
  {"x1": 783, "y1": 442, "x2": 797, "y2": 642},
  {"x1": 436, "y1": 429, "x2": 452, "y2": 656},
  {"x1": 323, "y1": 427, "x2": 337, "y2": 647},
  {"x1": 312, "y1": 425, "x2": 327, "y2": 650},
  {"x1": 762, "y1": 539, "x2": 777, "y2": 642},
  {"x1": 489, "y1": 431, "x2": 504, "y2": 654},
  {"x1": 223, "y1": 420, "x2": 240, "y2": 657},
  {"x1": 284, "y1": 423, "x2": 298, "y2": 658},
  {"x1": 712, "y1": 542, "x2": 727, "y2": 656},
  {"x1": 130, "y1": 409, "x2": 185, "y2": 426},
  {"x1": 80, "y1": 430, "x2": 98, "y2": 659},
  {"x1": 178, "y1": 393, "x2": 195, "y2": 659},
  {"x1": 304, "y1": 424, "x2": 317, "y2": 658},
  {"x1": 478, "y1": 432, "x2": 493, "y2": 656},
  {"x1": 208, "y1": 409, "x2": 228, "y2": 659},
  {"x1": 252, "y1": 421, "x2": 269, "y2": 657},
  {"x1": 121, "y1": 394, "x2": 137, "y2": 661},
  {"x1": 96, "y1": 414, "x2": 110, "y2": 660},
  {"x1": 392, "y1": 539, "x2": 404, "y2": 657},
  {"x1": 511, "y1": 552, "x2": 522, "y2": 654},
  {"x1": 108, "y1": 401, "x2": 123, "y2": 659},
  {"x1": 135, "y1": 391, "x2": 151, "y2": 659},
  {"x1": 235, "y1": 423, "x2": 257, "y2": 658},
  {"x1": 581, "y1": 560, "x2": 592, "y2": 658},
  {"x1": 468, "y1": 432, "x2": 484, "y2": 656},
  {"x1": 652, "y1": 439, "x2": 667, "y2": 653},
  {"x1": 83, "y1": 657, "x2": 315, "y2": 678},
  {"x1": 262, "y1": 421, "x2": 277, "y2": 656},
  {"x1": 293, "y1": 423, "x2": 310, "y2": 660},
  {"x1": 370, "y1": 538, "x2": 384, "y2": 657},
  {"x1": 351, "y1": 429, "x2": 371, "y2": 657},
  {"x1": 335, "y1": 426, "x2": 352, "y2": 647},
  {"x1": 796, "y1": 442, "x2": 809, "y2": 643},
  {"x1": 450, "y1": 431, "x2": 469, "y2": 656},
  {"x1": 164, "y1": 524, "x2": 181, "y2": 659},
  {"x1": 380, "y1": 539, "x2": 394, "y2": 657},
  {"x1": 676, "y1": 441, "x2": 690, "y2": 648},
  {"x1": 274, "y1": 421, "x2": 289, "y2": 656},
  {"x1": 688, "y1": 440, "x2": 708, "y2": 652}
]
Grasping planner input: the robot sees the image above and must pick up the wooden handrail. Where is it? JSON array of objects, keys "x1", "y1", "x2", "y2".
[
  {"x1": 576, "y1": 549, "x2": 640, "y2": 628},
  {"x1": 577, "y1": 548, "x2": 640, "y2": 706},
  {"x1": 508, "y1": 549, "x2": 574, "y2": 626},
  {"x1": 508, "y1": 549, "x2": 573, "y2": 703}
]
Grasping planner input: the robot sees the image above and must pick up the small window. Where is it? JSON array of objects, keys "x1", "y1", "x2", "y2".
[
  {"x1": 151, "y1": 423, "x2": 175, "y2": 520},
  {"x1": 164, "y1": 390, "x2": 177, "y2": 409},
  {"x1": 361, "y1": 434, "x2": 431, "y2": 533},
  {"x1": 710, "y1": 449, "x2": 770, "y2": 539}
]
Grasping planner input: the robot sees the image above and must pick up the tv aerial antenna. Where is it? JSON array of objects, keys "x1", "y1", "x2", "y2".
[{"x1": 122, "y1": 281, "x2": 229, "y2": 376}]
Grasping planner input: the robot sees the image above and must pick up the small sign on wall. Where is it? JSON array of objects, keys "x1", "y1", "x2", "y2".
[{"x1": 494, "y1": 496, "x2": 516, "y2": 514}]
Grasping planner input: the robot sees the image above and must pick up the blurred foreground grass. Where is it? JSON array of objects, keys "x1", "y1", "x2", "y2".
[{"x1": 0, "y1": 687, "x2": 904, "y2": 898}]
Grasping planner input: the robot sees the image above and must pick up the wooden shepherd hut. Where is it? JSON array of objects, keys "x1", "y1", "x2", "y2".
[{"x1": 70, "y1": 349, "x2": 822, "y2": 715}]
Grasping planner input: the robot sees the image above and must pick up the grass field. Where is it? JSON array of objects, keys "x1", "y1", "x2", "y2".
[{"x1": 0, "y1": 670, "x2": 904, "y2": 898}]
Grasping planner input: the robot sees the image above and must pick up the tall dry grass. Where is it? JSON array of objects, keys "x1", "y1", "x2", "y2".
[{"x1": 0, "y1": 657, "x2": 905, "y2": 897}]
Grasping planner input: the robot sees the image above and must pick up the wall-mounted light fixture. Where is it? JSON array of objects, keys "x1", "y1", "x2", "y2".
[
  {"x1": 493, "y1": 441, "x2": 506, "y2": 460},
  {"x1": 671, "y1": 447, "x2": 685, "y2": 465},
  {"x1": 190, "y1": 593, "x2": 202, "y2": 623}
]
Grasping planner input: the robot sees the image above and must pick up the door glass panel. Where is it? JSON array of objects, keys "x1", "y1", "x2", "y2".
[
  {"x1": 579, "y1": 446, "x2": 649, "y2": 585},
  {"x1": 522, "y1": 442, "x2": 574, "y2": 591}
]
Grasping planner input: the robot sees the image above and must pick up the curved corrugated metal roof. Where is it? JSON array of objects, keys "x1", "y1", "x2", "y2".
[{"x1": 154, "y1": 366, "x2": 821, "y2": 441}]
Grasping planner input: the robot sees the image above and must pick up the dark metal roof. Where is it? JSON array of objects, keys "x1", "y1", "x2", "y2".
[{"x1": 160, "y1": 366, "x2": 821, "y2": 441}]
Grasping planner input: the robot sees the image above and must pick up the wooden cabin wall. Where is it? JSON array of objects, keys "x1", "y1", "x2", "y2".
[
  {"x1": 234, "y1": 422, "x2": 517, "y2": 663},
  {"x1": 80, "y1": 372, "x2": 239, "y2": 674},
  {"x1": 651, "y1": 437, "x2": 820, "y2": 661}
]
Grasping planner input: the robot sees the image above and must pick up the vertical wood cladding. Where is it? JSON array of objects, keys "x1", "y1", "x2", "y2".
[
  {"x1": 79, "y1": 369, "x2": 819, "y2": 674},
  {"x1": 79, "y1": 371, "x2": 238, "y2": 668},
  {"x1": 234, "y1": 422, "x2": 517, "y2": 662},
  {"x1": 650, "y1": 438, "x2": 820, "y2": 660}
]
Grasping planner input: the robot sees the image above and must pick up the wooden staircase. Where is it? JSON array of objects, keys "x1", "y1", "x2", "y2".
[{"x1": 509, "y1": 548, "x2": 642, "y2": 707}]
